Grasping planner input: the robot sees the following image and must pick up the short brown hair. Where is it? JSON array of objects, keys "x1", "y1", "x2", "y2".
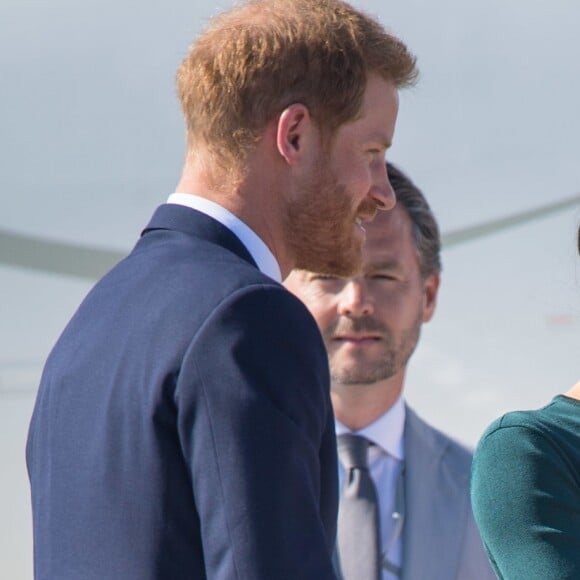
[
  {"x1": 177, "y1": 0, "x2": 417, "y2": 179},
  {"x1": 387, "y1": 162, "x2": 442, "y2": 278}
]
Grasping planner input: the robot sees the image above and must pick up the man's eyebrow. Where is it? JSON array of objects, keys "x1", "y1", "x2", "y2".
[{"x1": 367, "y1": 259, "x2": 400, "y2": 271}]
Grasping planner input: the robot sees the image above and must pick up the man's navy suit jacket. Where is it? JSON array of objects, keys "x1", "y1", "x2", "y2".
[{"x1": 27, "y1": 204, "x2": 338, "y2": 579}]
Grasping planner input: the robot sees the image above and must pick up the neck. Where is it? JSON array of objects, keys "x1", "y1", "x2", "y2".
[
  {"x1": 331, "y1": 370, "x2": 405, "y2": 431},
  {"x1": 564, "y1": 381, "x2": 580, "y2": 401},
  {"x1": 176, "y1": 154, "x2": 293, "y2": 277}
]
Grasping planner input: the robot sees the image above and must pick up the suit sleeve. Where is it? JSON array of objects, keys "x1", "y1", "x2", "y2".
[
  {"x1": 176, "y1": 284, "x2": 338, "y2": 580},
  {"x1": 471, "y1": 422, "x2": 580, "y2": 579}
]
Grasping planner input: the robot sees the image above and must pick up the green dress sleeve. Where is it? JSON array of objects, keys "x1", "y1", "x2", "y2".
[{"x1": 471, "y1": 420, "x2": 580, "y2": 580}]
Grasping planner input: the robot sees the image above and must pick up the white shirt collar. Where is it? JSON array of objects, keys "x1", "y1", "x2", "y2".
[
  {"x1": 166, "y1": 193, "x2": 282, "y2": 283},
  {"x1": 336, "y1": 395, "x2": 406, "y2": 461}
]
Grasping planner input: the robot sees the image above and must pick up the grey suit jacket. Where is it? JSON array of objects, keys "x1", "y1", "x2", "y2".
[{"x1": 402, "y1": 406, "x2": 494, "y2": 580}]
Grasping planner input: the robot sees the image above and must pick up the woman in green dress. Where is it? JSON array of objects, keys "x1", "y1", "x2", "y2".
[{"x1": 470, "y1": 229, "x2": 580, "y2": 580}]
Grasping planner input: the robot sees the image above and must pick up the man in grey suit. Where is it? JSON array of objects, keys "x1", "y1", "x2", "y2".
[{"x1": 285, "y1": 163, "x2": 494, "y2": 580}]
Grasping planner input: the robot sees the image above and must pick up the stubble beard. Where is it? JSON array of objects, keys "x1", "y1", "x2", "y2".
[
  {"x1": 284, "y1": 160, "x2": 371, "y2": 277},
  {"x1": 325, "y1": 312, "x2": 423, "y2": 386}
]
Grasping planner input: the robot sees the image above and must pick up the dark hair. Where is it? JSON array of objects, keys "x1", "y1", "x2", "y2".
[{"x1": 387, "y1": 162, "x2": 442, "y2": 277}]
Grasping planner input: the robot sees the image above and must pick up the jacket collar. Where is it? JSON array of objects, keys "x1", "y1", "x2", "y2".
[{"x1": 142, "y1": 204, "x2": 257, "y2": 269}]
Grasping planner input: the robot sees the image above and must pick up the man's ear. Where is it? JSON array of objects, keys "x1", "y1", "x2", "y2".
[
  {"x1": 276, "y1": 103, "x2": 313, "y2": 165},
  {"x1": 422, "y1": 272, "x2": 440, "y2": 323}
]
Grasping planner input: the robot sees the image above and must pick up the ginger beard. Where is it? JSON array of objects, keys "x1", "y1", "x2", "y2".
[{"x1": 284, "y1": 157, "x2": 377, "y2": 277}]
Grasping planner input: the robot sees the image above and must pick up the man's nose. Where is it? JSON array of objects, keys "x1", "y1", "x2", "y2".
[
  {"x1": 337, "y1": 279, "x2": 373, "y2": 317},
  {"x1": 370, "y1": 161, "x2": 396, "y2": 210}
]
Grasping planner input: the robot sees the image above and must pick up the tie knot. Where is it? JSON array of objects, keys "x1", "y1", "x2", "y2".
[{"x1": 338, "y1": 433, "x2": 370, "y2": 470}]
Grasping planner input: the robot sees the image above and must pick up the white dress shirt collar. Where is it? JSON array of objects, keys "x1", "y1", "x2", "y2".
[
  {"x1": 336, "y1": 395, "x2": 406, "y2": 461},
  {"x1": 166, "y1": 193, "x2": 282, "y2": 283}
]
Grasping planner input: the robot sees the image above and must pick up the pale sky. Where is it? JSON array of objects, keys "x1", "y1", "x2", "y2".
[{"x1": 2, "y1": 0, "x2": 580, "y2": 577}]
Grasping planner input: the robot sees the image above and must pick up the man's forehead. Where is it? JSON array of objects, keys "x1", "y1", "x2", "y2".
[
  {"x1": 361, "y1": 208, "x2": 419, "y2": 268},
  {"x1": 358, "y1": 245, "x2": 405, "y2": 275},
  {"x1": 364, "y1": 206, "x2": 412, "y2": 246}
]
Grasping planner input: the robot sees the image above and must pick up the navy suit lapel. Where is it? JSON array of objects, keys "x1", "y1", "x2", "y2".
[{"x1": 142, "y1": 203, "x2": 258, "y2": 268}]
